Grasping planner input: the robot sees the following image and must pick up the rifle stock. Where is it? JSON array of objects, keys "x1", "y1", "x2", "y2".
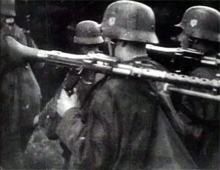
[
  {"x1": 146, "y1": 44, "x2": 220, "y2": 66},
  {"x1": 5, "y1": 36, "x2": 220, "y2": 93}
]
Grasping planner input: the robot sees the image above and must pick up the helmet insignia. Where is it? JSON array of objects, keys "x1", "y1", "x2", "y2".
[
  {"x1": 109, "y1": 17, "x2": 116, "y2": 26},
  {"x1": 190, "y1": 19, "x2": 198, "y2": 27}
]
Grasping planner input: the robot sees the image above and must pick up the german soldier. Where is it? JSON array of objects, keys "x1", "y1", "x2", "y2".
[
  {"x1": 0, "y1": 0, "x2": 41, "y2": 168},
  {"x1": 56, "y1": 1, "x2": 197, "y2": 169},
  {"x1": 37, "y1": 20, "x2": 104, "y2": 169},
  {"x1": 176, "y1": 6, "x2": 220, "y2": 168}
]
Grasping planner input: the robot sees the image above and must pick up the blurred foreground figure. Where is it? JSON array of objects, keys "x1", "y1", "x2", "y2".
[
  {"x1": 38, "y1": 20, "x2": 104, "y2": 169},
  {"x1": 176, "y1": 6, "x2": 220, "y2": 169},
  {"x1": 0, "y1": 0, "x2": 41, "y2": 168},
  {"x1": 55, "y1": 1, "x2": 197, "y2": 169}
]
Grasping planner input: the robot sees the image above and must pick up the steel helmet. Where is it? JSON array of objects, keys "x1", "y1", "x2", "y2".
[
  {"x1": 0, "y1": 0, "x2": 16, "y2": 17},
  {"x1": 176, "y1": 6, "x2": 220, "y2": 42},
  {"x1": 74, "y1": 20, "x2": 104, "y2": 44},
  {"x1": 100, "y1": 0, "x2": 159, "y2": 44}
]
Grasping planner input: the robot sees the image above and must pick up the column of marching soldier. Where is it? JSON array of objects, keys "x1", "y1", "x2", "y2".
[{"x1": 0, "y1": 0, "x2": 219, "y2": 169}]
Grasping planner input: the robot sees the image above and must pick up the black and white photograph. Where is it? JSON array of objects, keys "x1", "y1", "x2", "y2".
[{"x1": 0, "y1": 0, "x2": 219, "y2": 169}]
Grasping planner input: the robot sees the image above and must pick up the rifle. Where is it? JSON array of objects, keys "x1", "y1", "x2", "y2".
[
  {"x1": 5, "y1": 36, "x2": 220, "y2": 101},
  {"x1": 146, "y1": 44, "x2": 220, "y2": 66}
]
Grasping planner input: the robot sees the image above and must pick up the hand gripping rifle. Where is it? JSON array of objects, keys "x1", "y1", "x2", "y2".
[
  {"x1": 5, "y1": 36, "x2": 220, "y2": 101},
  {"x1": 146, "y1": 44, "x2": 220, "y2": 66}
]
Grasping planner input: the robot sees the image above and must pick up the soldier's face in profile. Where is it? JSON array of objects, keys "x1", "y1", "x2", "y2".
[
  {"x1": 178, "y1": 31, "x2": 190, "y2": 49},
  {"x1": 114, "y1": 40, "x2": 126, "y2": 60}
]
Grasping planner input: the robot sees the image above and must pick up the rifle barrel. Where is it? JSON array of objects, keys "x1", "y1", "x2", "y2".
[
  {"x1": 5, "y1": 36, "x2": 220, "y2": 90},
  {"x1": 167, "y1": 85, "x2": 220, "y2": 101},
  {"x1": 146, "y1": 44, "x2": 220, "y2": 66}
]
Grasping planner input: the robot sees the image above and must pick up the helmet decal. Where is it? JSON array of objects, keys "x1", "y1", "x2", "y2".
[
  {"x1": 190, "y1": 19, "x2": 198, "y2": 27},
  {"x1": 109, "y1": 17, "x2": 116, "y2": 26}
]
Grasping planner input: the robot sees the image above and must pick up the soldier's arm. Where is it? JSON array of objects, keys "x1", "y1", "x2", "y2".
[
  {"x1": 181, "y1": 67, "x2": 219, "y2": 122},
  {"x1": 56, "y1": 77, "x2": 160, "y2": 169},
  {"x1": 158, "y1": 82, "x2": 203, "y2": 142},
  {"x1": 56, "y1": 87, "x2": 112, "y2": 170},
  {"x1": 37, "y1": 74, "x2": 67, "y2": 139},
  {"x1": 38, "y1": 96, "x2": 61, "y2": 140}
]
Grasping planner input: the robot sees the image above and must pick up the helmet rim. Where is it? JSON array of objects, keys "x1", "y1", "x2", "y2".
[
  {"x1": 100, "y1": 1, "x2": 159, "y2": 44},
  {"x1": 74, "y1": 36, "x2": 104, "y2": 45}
]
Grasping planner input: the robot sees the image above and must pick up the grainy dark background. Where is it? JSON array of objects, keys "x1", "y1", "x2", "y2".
[{"x1": 13, "y1": 0, "x2": 219, "y2": 169}]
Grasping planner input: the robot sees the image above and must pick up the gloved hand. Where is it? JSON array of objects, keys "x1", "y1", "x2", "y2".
[{"x1": 57, "y1": 88, "x2": 80, "y2": 117}]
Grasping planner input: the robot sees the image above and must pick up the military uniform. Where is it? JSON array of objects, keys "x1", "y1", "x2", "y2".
[
  {"x1": 39, "y1": 20, "x2": 104, "y2": 169},
  {"x1": 57, "y1": 75, "x2": 158, "y2": 169},
  {"x1": 0, "y1": 23, "x2": 41, "y2": 168},
  {"x1": 39, "y1": 69, "x2": 104, "y2": 169},
  {"x1": 39, "y1": 69, "x2": 103, "y2": 139},
  {"x1": 180, "y1": 65, "x2": 220, "y2": 168},
  {"x1": 54, "y1": 1, "x2": 198, "y2": 169},
  {"x1": 55, "y1": 59, "x2": 197, "y2": 169},
  {"x1": 173, "y1": 6, "x2": 220, "y2": 169}
]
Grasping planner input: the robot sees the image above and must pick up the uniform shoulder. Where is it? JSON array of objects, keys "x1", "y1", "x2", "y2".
[
  {"x1": 92, "y1": 77, "x2": 131, "y2": 99},
  {"x1": 102, "y1": 77, "x2": 130, "y2": 91},
  {"x1": 191, "y1": 67, "x2": 218, "y2": 79},
  {"x1": 191, "y1": 67, "x2": 220, "y2": 78},
  {"x1": 96, "y1": 76, "x2": 151, "y2": 97}
]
